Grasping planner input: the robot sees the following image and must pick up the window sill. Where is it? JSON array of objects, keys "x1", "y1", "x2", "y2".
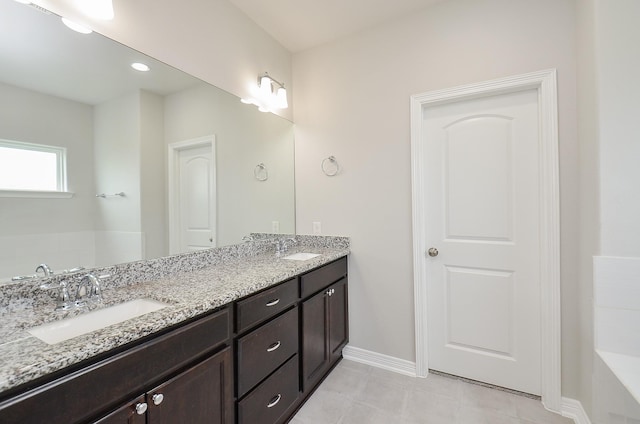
[{"x1": 0, "y1": 190, "x2": 75, "y2": 199}]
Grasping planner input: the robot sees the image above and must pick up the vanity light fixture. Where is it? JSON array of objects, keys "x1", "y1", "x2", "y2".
[
  {"x1": 241, "y1": 72, "x2": 288, "y2": 113},
  {"x1": 131, "y1": 62, "x2": 150, "y2": 72},
  {"x1": 61, "y1": 17, "x2": 93, "y2": 34}
]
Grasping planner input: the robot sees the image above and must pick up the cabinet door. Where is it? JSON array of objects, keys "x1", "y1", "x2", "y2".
[
  {"x1": 328, "y1": 278, "x2": 348, "y2": 363},
  {"x1": 301, "y1": 278, "x2": 349, "y2": 393},
  {"x1": 147, "y1": 347, "x2": 233, "y2": 424},
  {"x1": 301, "y1": 289, "x2": 329, "y2": 393},
  {"x1": 93, "y1": 396, "x2": 146, "y2": 424}
]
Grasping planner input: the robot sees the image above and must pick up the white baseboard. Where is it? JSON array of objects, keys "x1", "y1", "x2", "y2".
[
  {"x1": 561, "y1": 397, "x2": 592, "y2": 424},
  {"x1": 342, "y1": 345, "x2": 417, "y2": 377}
]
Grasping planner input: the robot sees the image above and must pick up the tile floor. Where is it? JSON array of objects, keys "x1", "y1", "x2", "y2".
[{"x1": 290, "y1": 360, "x2": 574, "y2": 424}]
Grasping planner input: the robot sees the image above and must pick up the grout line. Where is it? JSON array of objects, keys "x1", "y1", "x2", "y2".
[{"x1": 428, "y1": 369, "x2": 541, "y2": 400}]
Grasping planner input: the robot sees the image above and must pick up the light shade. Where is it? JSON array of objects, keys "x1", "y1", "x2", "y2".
[
  {"x1": 260, "y1": 76, "x2": 273, "y2": 97},
  {"x1": 276, "y1": 87, "x2": 288, "y2": 109}
]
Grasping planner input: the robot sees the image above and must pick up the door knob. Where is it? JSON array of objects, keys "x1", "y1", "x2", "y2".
[{"x1": 427, "y1": 248, "x2": 439, "y2": 257}]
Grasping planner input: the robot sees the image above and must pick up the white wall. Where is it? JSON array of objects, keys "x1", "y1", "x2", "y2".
[
  {"x1": 93, "y1": 91, "x2": 142, "y2": 233},
  {"x1": 139, "y1": 90, "x2": 166, "y2": 260},
  {"x1": 0, "y1": 82, "x2": 96, "y2": 277},
  {"x1": 595, "y1": 0, "x2": 640, "y2": 257},
  {"x1": 586, "y1": 0, "x2": 640, "y2": 420},
  {"x1": 293, "y1": 0, "x2": 580, "y2": 397},
  {"x1": 576, "y1": 0, "x2": 599, "y2": 415},
  {"x1": 164, "y1": 83, "x2": 295, "y2": 247},
  {"x1": 34, "y1": 0, "x2": 293, "y2": 121},
  {"x1": 0, "y1": 82, "x2": 95, "y2": 235}
]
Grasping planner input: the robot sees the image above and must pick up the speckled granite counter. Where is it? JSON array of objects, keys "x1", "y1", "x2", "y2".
[{"x1": 0, "y1": 235, "x2": 349, "y2": 396}]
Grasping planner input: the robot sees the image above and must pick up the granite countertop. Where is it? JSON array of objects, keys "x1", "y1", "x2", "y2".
[{"x1": 0, "y1": 236, "x2": 349, "y2": 396}]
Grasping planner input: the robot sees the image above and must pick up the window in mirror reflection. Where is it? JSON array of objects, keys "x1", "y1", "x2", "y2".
[{"x1": 0, "y1": 139, "x2": 67, "y2": 192}]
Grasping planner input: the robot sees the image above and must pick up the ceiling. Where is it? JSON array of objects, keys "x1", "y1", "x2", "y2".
[
  {"x1": 227, "y1": 0, "x2": 447, "y2": 53},
  {"x1": 0, "y1": 1, "x2": 198, "y2": 105}
]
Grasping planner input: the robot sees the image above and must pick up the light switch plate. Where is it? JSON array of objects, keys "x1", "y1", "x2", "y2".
[{"x1": 313, "y1": 221, "x2": 322, "y2": 235}]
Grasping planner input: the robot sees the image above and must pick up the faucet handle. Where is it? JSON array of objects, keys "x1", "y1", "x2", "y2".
[
  {"x1": 92, "y1": 274, "x2": 111, "y2": 300},
  {"x1": 39, "y1": 280, "x2": 73, "y2": 311},
  {"x1": 35, "y1": 263, "x2": 53, "y2": 277}
]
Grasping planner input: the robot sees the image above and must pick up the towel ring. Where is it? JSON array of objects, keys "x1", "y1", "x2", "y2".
[
  {"x1": 321, "y1": 156, "x2": 340, "y2": 176},
  {"x1": 254, "y1": 163, "x2": 268, "y2": 181}
]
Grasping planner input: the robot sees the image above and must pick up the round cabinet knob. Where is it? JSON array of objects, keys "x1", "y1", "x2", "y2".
[
  {"x1": 152, "y1": 393, "x2": 164, "y2": 405},
  {"x1": 427, "y1": 247, "x2": 439, "y2": 257},
  {"x1": 135, "y1": 402, "x2": 148, "y2": 415}
]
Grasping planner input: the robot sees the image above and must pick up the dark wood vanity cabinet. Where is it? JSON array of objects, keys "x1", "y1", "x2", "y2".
[
  {"x1": 301, "y1": 275, "x2": 348, "y2": 393},
  {"x1": 234, "y1": 278, "x2": 301, "y2": 424},
  {"x1": 0, "y1": 255, "x2": 348, "y2": 424},
  {"x1": 0, "y1": 307, "x2": 233, "y2": 424},
  {"x1": 234, "y1": 256, "x2": 348, "y2": 424},
  {"x1": 95, "y1": 348, "x2": 232, "y2": 424}
]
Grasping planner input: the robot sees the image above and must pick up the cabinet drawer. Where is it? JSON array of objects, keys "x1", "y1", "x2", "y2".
[
  {"x1": 236, "y1": 307, "x2": 298, "y2": 397},
  {"x1": 300, "y1": 256, "x2": 347, "y2": 298},
  {"x1": 237, "y1": 355, "x2": 299, "y2": 424},
  {"x1": 236, "y1": 278, "x2": 297, "y2": 333}
]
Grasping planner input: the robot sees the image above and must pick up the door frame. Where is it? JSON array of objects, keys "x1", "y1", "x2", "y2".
[
  {"x1": 167, "y1": 135, "x2": 217, "y2": 254},
  {"x1": 410, "y1": 69, "x2": 561, "y2": 411}
]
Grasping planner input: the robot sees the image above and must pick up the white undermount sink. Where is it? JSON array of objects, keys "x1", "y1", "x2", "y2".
[
  {"x1": 28, "y1": 298, "x2": 169, "y2": 345},
  {"x1": 282, "y1": 252, "x2": 321, "y2": 261}
]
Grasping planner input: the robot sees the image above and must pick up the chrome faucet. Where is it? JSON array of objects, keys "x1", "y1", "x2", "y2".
[
  {"x1": 35, "y1": 263, "x2": 52, "y2": 277},
  {"x1": 75, "y1": 274, "x2": 102, "y2": 306},
  {"x1": 41, "y1": 273, "x2": 109, "y2": 311},
  {"x1": 275, "y1": 238, "x2": 296, "y2": 256}
]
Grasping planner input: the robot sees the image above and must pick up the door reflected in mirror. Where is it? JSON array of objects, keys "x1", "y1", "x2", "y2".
[{"x1": 0, "y1": 1, "x2": 295, "y2": 282}]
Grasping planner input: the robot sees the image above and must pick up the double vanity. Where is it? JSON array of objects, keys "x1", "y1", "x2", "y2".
[{"x1": 0, "y1": 235, "x2": 349, "y2": 423}]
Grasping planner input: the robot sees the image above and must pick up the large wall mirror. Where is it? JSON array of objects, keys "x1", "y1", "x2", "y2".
[{"x1": 0, "y1": 1, "x2": 295, "y2": 283}]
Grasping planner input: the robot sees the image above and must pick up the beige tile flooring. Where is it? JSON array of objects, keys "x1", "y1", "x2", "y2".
[{"x1": 290, "y1": 360, "x2": 574, "y2": 424}]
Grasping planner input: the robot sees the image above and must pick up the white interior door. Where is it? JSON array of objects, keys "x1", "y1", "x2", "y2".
[
  {"x1": 423, "y1": 89, "x2": 541, "y2": 394},
  {"x1": 172, "y1": 142, "x2": 216, "y2": 253}
]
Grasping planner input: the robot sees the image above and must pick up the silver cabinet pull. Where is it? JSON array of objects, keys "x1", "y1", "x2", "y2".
[
  {"x1": 266, "y1": 299, "x2": 280, "y2": 307},
  {"x1": 152, "y1": 393, "x2": 164, "y2": 405},
  {"x1": 266, "y1": 341, "x2": 281, "y2": 352},
  {"x1": 427, "y1": 247, "x2": 439, "y2": 257},
  {"x1": 135, "y1": 402, "x2": 148, "y2": 415},
  {"x1": 267, "y1": 394, "x2": 281, "y2": 408}
]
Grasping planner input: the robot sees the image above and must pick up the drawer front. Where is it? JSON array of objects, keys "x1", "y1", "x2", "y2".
[
  {"x1": 300, "y1": 256, "x2": 347, "y2": 298},
  {"x1": 238, "y1": 355, "x2": 299, "y2": 424},
  {"x1": 236, "y1": 278, "x2": 297, "y2": 334},
  {"x1": 237, "y1": 307, "x2": 298, "y2": 397},
  {"x1": 0, "y1": 308, "x2": 230, "y2": 424}
]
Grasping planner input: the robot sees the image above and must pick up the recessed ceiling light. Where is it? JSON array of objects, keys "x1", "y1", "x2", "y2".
[
  {"x1": 61, "y1": 17, "x2": 92, "y2": 34},
  {"x1": 131, "y1": 63, "x2": 150, "y2": 72}
]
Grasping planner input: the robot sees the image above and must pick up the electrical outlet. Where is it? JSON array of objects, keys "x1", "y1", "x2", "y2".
[
  {"x1": 272, "y1": 221, "x2": 280, "y2": 233},
  {"x1": 312, "y1": 221, "x2": 322, "y2": 235}
]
